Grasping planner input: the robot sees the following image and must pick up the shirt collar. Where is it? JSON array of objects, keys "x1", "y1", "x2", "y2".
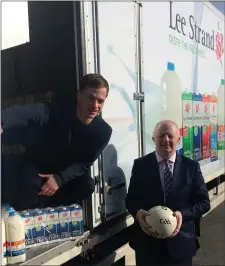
[{"x1": 155, "y1": 151, "x2": 176, "y2": 163}]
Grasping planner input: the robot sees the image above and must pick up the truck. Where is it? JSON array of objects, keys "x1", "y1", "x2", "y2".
[{"x1": 1, "y1": 1, "x2": 224, "y2": 265}]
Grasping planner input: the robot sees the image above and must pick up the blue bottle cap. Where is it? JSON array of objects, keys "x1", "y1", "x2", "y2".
[
  {"x1": 167, "y1": 62, "x2": 175, "y2": 71},
  {"x1": 9, "y1": 211, "x2": 17, "y2": 217},
  {"x1": 5, "y1": 207, "x2": 14, "y2": 212}
]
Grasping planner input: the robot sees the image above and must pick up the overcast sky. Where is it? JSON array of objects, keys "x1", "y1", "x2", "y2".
[
  {"x1": 1, "y1": 2, "x2": 224, "y2": 51},
  {"x1": 210, "y1": 1, "x2": 225, "y2": 15},
  {"x1": 1, "y1": 2, "x2": 29, "y2": 50}
]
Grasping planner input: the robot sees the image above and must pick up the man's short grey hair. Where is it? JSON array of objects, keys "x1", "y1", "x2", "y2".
[{"x1": 153, "y1": 120, "x2": 180, "y2": 137}]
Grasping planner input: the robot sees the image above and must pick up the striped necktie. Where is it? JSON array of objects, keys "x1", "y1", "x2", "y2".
[{"x1": 164, "y1": 160, "x2": 173, "y2": 197}]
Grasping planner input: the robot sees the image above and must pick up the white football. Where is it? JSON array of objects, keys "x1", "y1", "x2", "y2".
[{"x1": 145, "y1": 206, "x2": 177, "y2": 239}]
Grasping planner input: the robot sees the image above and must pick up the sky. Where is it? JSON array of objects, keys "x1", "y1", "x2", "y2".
[
  {"x1": 1, "y1": 2, "x2": 29, "y2": 50},
  {"x1": 210, "y1": 1, "x2": 225, "y2": 15},
  {"x1": 1, "y1": 1, "x2": 224, "y2": 50}
]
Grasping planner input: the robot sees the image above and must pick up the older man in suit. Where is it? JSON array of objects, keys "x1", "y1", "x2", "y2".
[{"x1": 126, "y1": 120, "x2": 210, "y2": 266}]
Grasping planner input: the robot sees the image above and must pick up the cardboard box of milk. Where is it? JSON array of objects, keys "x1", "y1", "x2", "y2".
[
  {"x1": 69, "y1": 204, "x2": 84, "y2": 238},
  {"x1": 45, "y1": 208, "x2": 60, "y2": 243},
  {"x1": 193, "y1": 93, "x2": 203, "y2": 161},
  {"x1": 202, "y1": 94, "x2": 211, "y2": 162},
  {"x1": 182, "y1": 91, "x2": 194, "y2": 159},
  {"x1": 210, "y1": 94, "x2": 218, "y2": 162},
  {"x1": 32, "y1": 209, "x2": 48, "y2": 246},
  {"x1": 20, "y1": 210, "x2": 36, "y2": 248},
  {"x1": 58, "y1": 207, "x2": 71, "y2": 240}
]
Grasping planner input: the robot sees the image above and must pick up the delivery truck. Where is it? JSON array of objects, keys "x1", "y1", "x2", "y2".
[{"x1": 1, "y1": 1, "x2": 225, "y2": 265}]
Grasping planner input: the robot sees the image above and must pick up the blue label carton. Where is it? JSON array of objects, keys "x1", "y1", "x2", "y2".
[
  {"x1": 20, "y1": 211, "x2": 36, "y2": 248},
  {"x1": 45, "y1": 208, "x2": 60, "y2": 243},
  {"x1": 57, "y1": 207, "x2": 71, "y2": 240},
  {"x1": 32, "y1": 209, "x2": 48, "y2": 246},
  {"x1": 69, "y1": 204, "x2": 84, "y2": 238}
]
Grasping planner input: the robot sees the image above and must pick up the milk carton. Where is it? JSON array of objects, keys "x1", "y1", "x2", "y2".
[
  {"x1": 193, "y1": 93, "x2": 203, "y2": 161},
  {"x1": 58, "y1": 207, "x2": 71, "y2": 240},
  {"x1": 210, "y1": 94, "x2": 218, "y2": 162},
  {"x1": 182, "y1": 91, "x2": 194, "y2": 159},
  {"x1": 202, "y1": 94, "x2": 211, "y2": 163},
  {"x1": 69, "y1": 204, "x2": 84, "y2": 238},
  {"x1": 32, "y1": 209, "x2": 48, "y2": 246},
  {"x1": 45, "y1": 208, "x2": 60, "y2": 243},
  {"x1": 20, "y1": 210, "x2": 36, "y2": 248},
  {"x1": 217, "y1": 79, "x2": 225, "y2": 154}
]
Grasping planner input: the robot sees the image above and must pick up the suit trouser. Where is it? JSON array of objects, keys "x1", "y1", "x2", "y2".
[
  {"x1": 135, "y1": 251, "x2": 192, "y2": 266},
  {"x1": 135, "y1": 242, "x2": 193, "y2": 266},
  {"x1": 3, "y1": 163, "x2": 95, "y2": 210}
]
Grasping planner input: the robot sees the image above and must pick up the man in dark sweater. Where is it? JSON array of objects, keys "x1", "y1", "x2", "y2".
[{"x1": 1, "y1": 74, "x2": 112, "y2": 210}]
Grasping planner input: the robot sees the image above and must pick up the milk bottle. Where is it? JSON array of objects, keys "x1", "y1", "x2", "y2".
[
  {"x1": 217, "y1": 79, "x2": 225, "y2": 156},
  {"x1": 202, "y1": 94, "x2": 210, "y2": 163},
  {"x1": 210, "y1": 94, "x2": 218, "y2": 162},
  {"x1": 160, "y1": 62, "x2": 183, "y2": 154},
  {"x1": 182, "y1": 91, "x2": 193, "y2": 159},
  {"x1": 5, "y1": 211, "x2": 26, "y2": 264},
  {"x1": 2, "y1": 207, "x2": 15, "y2": 220},
  {"x1": 1, "y1": 219, "x2": 7, "y2": 265},
  {"x1": 1, "y1": 203, "x2": 10, "y2": 210},
  {"x1": 193, "y1": 93, "x2": 203, "y2": 161}
]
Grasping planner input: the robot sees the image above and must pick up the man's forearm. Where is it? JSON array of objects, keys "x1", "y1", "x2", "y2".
[
  {"x1": 1, "y1": 103, "x2": 49, "y2": 130},
  {"x1": 54, "y1": 162, "x2": 90, "y2": 186},
  {"x1": 179, "y1": 197, "x2": 210, "y2": 222}
]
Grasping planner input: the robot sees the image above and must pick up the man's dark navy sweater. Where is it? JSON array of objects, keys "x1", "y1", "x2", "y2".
[{"x1": 1, "y1": 95, "x2": 112, "y2": 187}]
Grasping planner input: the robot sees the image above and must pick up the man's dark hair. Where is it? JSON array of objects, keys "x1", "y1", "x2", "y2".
[{"x1": 80, "y1": 73, "x2": 109, "y2": 96}]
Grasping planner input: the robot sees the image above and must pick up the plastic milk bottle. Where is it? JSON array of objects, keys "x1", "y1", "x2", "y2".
[
  {"x1": 5, "y1": 211, "x2": 26, "y2": 264},
  {"x1": 2, "y1": 207, "x2": 15, "y2": 220},
  {"x1": 182, "y1": 90, "x2": 194, "y2": 159},
  {"x1": 160, "y1": 62, "x2": 183, "y2": 154},
  {"x1": 210, "y1": 94, "x2": 218, "y2": 162},
  {"x1": 217, "y1": 79, "x2": 225, "y2": 156},
  {"x1": 1, "y1": 218, "x2": 7, "y2": 265}
]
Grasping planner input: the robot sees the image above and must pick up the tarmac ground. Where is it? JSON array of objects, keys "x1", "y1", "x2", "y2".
[{"x1": 193, "y1": 202, "x2": 225, "y2": 265}]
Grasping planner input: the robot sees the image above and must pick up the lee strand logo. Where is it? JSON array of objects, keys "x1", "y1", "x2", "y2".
[
  {"x1": 169, "y1": 1, "x2": 224, "y2": 62},
  {"x1": 211, "y1": 103, "x2": 217, "y2": 120},
  {"x1": 183, "y1": 103, "x2": 192, "y2": 122},
  {"x1": 204, "y1": 104, "x2": 208, "y2": 114},
  {"x1": 195, "y1": 103, "x2": 200, "y2": 114},
  {"x1": 185, "y1": 103, "x2": 190, "y2": 113},
  {"x1": 215, "y1": 33, "x2": 224, "y2": 66}
]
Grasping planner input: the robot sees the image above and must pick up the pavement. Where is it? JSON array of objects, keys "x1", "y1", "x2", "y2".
[{"x1": 193, "y1": 201, "x2": 225, "y2": 265}]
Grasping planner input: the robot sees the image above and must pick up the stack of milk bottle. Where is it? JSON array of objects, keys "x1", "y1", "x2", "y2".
[{"x1": 1, "y1": 203, "x2": 83, "y2": 265}]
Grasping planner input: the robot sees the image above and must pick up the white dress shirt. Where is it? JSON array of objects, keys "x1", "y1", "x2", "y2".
[{"x1": 155, "y1": 151, "x2": 176, "y2": 190}]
